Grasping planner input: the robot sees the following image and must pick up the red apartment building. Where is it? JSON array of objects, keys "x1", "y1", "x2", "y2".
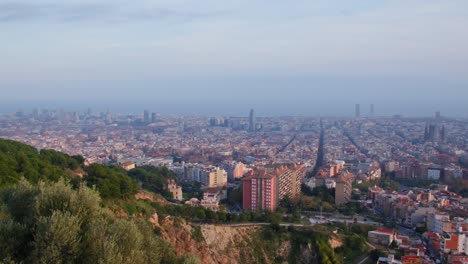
[
  {"x1": 242, "y1": 164, "x2": 305, "y2": 211},
  {"x1": 242, "y1": 169, "x2": 277, "y2": 211}
]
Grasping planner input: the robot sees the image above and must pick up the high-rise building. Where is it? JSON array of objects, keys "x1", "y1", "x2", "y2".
[
  {"x1": 242, "y1": 170, "x2": 277, "y2": 211},
  {"x1": 249, "y1": 109, "x2": 256, "y2": 132},
  {"x1": 242, "y1": 164, "x2": 305, "y2": 211},
  {"x1": 143, "y1": 110, "x2": 150, "y2": 124},
  {"x1": 335, "y1": 172, "x2": 353, "y2": 205},
  {"x1": 221, "y1": 161, "x2": 245, "y2": 182},
  {"x1": 355, "y1": 104, "x2": 360, "y2": 118},
  {"x1": 273, "y1": 164, "x2": 305, "y2": 200},
  {"x1": 424, "y1": 123, "x2": 446, "y2": 143},
  {"x1": 209, "y1": 116, "x2": 226, "y2": 127},
  {"x1": 151, "y1": 113, "x2": 157, "y2": 123},
  {"x1": 370, "y1": 104, "x2": 375, "y2": 117},
  {"x1": 201, "y1": 167, "x2": 227, "y2": 188},
  {"x1": 435, "y1": 111, "x2": 441, "y2": 119},
  {"x1": 233, "y1": 162, "x2": 245, "y2": 179}
]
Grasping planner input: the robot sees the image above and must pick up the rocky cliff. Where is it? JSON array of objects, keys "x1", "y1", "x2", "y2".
[
  {"x1": 156, "y1": 216, "x2": 343, "y2": 264},
  {"x1": 159, "y1": 217, "x2": 277, "y2": 264}
]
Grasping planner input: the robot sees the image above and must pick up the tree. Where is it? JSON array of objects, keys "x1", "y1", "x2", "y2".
[
  {"x1": 0, "y1": 139, "x2": 81, "y2": 188},
  {"x1": 370, "y1": 249, "x2": 385, "y2": 262},
  {"x1": 390, "y1": 240, "x2": 398, "y2": 249},
  {"x1": 0, "y1": 219, "x2": 29, "y2": 261},
  {"x1": 0, "y1": 179, "x2": 192, "y2": 264},
  {"x1": 32, "y1": 211, "x2": 82, "y2": 264},
  {"x1": 85, "y1": 164, "x2": 137, "y2": 199}
]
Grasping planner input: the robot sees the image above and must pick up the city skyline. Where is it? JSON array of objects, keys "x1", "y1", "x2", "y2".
[
  {"x1": 0, "y1": 104, "x2": 461, "y2": 119},
  {"x1": 0, "y1": 2, "x2": 467, "y2": 263}
]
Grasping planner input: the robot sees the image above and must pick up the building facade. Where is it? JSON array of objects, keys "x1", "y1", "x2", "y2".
[
  {"x1": 249, "y1": 109, "x2": 256, "y2": 132},
  {"x1": 167, "y1": 179, "x2": 183, "y2": 201},
  {"x1": 242, "y1": 171, "x2": 277, "y2": 211},
  {"x1": 242, "y1": 164, "x2": 305, "y2": 211},
  {"x1": 335, "y1": 172, "x2": 353, "y2": 205},
  {"x1": 202, "y1": 167, "x2": 228, "y2": 188}
]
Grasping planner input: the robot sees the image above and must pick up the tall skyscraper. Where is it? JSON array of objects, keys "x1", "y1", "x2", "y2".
[
  {"x1": 249, "y1": 109, "x2": 256, "y2": 132},
  {"x1": 370, "y1": 104, "x2": 375, "y2": 117},
  {"x1": 435, "y1": 111, "x2": 441, "y2": 119},
  {"x1": 355, "y1": 104, "x2": 360, "y2": 118},
  {"x1": 143, "y1": 110, "x2": 150, "y2": 124},
  {"x1": 424, "y1": 123, "x2": 446, "y2": 143},
  {"x1": 151, "y1": 112, "x2": 157, "y2": 123}
]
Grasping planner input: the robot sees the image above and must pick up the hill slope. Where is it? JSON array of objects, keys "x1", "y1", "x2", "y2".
[{"x1": 0, "y1": 139, "x2": 351, "y2": 264}]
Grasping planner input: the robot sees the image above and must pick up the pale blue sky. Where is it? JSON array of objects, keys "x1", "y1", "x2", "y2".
[{"x1": 0, "y1": 0, "x2": 467, "y2": 116}]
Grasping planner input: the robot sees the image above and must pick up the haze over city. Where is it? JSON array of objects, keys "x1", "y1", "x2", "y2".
[
  {"x1": 2, "y1": 1, "x2": 468, "y2": 264},
  {"x1": 1, "y1": 0, "x2": 468, "y2": 117}
]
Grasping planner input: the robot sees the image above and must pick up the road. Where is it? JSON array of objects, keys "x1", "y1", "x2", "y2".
[
  {"x1": 221, "y1": 219, "x2": 384, "y2": 264},
  {"x1": 327, "y1": 217, "x2": 383, "y2": 227},
  {"x1": 223, "y1": 222, "x2": 313, "y2": 228},
  {"x1": 310, "y1": 119, "x2": 324, "y2": 176},
  {"x1": 275, "y1": 134, "x2": 297, "y2": 155},
  {"x1": 356, "y1": 256, "x2": 369, "y2": 264}
]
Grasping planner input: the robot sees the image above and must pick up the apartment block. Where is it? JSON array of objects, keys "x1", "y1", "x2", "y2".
[{"x1": 335, "y1": 172, "x2": 353, "y2": 205}]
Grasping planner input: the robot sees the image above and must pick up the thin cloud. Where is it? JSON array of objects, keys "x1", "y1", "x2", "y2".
[
  {"x1": 0, "y1": 1, "x2": 220, "y2": 23},
  {"x1": 0, "y1": 2, "x2": 112, "y2": 22}
]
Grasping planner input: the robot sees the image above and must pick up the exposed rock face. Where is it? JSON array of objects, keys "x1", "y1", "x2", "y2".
[
  {"x1": 115, "y1": 209, "x2": 128, "y2": 219},
  {"x1": 160, "y1": 218, "x2": 273, "y2": 264},
  {"x1": 135, "y1": 191, "x2": 168, "y2": 204},
  {"x1": 277, "y1": 240, "x2": 292, "y2": 264},
  {"x1": 201, "y1": 224, "x2": 266, "y2": 264},
  {"x1": 158, "y1": 218, "x2": 343, "y2": 264},
  {"x1": 297, "y1": 244, "x2": 314, "y2": 264},
  {"x1": 149, "y1": 213, "x2": 159, "y2": 227},
  {"x1": 329, "y1": 235, "x2": 343, "y2": 249},
  {"x1": 160, "y1": 218, "x2": 213, "y2": 263}
]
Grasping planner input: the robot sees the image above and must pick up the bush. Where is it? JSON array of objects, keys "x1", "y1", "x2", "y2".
[
  {"x1": 191, "y1": 225, "x2": 204, "y2": 242},
  {"x1": 370, "y1": 249, "x2": 386, "y2": 262},
  {"x1": 0, "y1": 179, "x2": 192, "y2": 264},
  {"x1": 85, "y1": 164, "x2": 138, "y2": 199}
]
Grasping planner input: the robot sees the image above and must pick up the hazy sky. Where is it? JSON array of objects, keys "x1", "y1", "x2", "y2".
[{"x1": 1, "y1": 0, "x2": 467, "y2": 117}]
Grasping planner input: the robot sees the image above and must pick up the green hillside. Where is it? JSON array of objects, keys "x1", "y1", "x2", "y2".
[
  {"x1": 0, "y1": 139, "x2": 198, "y2": 264},
  {"x1": 0, "y1": 139, "x2": 369, "y2": 264},
  {"x1": 0, "y1": 139, "x2": 81, "y2": 186}
]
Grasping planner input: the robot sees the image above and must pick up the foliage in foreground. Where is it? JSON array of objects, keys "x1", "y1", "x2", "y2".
[
  {"x1": 0, "y1": 138, "x2": 138, "y2": 200},
  {"x1": 128, "y1": 165, "x2": 178, "y2": 199},
  {"x1": 0, "y1": 179, "x2": 199, "y2": 264},
  {"x1": 0, "y1": 139, "x2": 82, "y2": 187}
]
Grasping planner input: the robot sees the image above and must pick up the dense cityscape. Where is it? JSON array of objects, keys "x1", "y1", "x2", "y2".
[
  {"x1": 1, "y1": 106, "x2": 467, "y2": 263},
  {"x1": 1, "y1": 1, "x2": 468, "y2": 263}
]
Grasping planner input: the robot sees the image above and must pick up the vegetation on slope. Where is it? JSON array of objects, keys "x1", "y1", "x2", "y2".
[
  {"x1": 0, "y1": 139, "x2": 82, "y2": 187},
  {"x1": 0, "y1": 139, "x2": 372, "y2": 264},
  {"x1": 0, "y1": 179, "x2": 199, "y2": 264},
  {"x1": 0, "y1": 139, "x2": 138, "y2": 199},
  {"x1": 85, "y1": 164, "x2": 138, "y2": 199},
  {"x1": 128, "y1": 165, "x2": 178, "y2": 199}
]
